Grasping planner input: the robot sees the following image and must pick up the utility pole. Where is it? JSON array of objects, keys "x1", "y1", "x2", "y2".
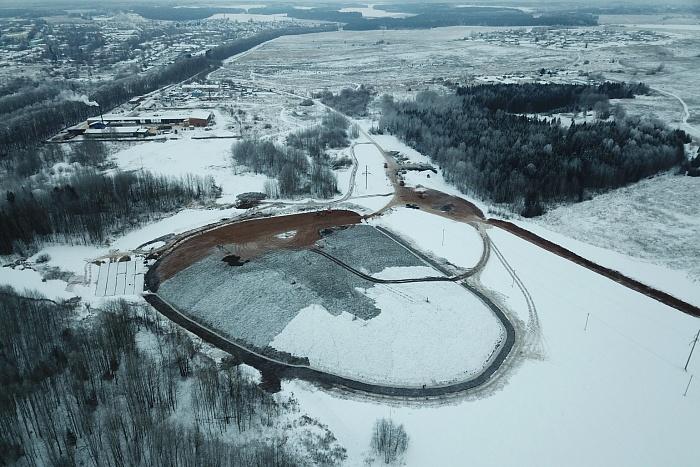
[
  {"x1": 362, "y1": 165, "x2": 371, "y2": 190},
  {"x1": 684, "y1": 328, "x2": 700, "y2": 372},
  {"x1": 584, "y1": 313, "x2": 590, "y2": 332},
  {"x1": 441, "y1": 228, "x2": 445, "y2": 247},
  {"x1": 683, "y1": 374, "x2": 693, "y2": 397}
]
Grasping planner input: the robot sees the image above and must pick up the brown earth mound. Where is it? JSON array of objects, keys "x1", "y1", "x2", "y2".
[{"x1": 154, "y1": 210, "x2": 362, "y2": 282}]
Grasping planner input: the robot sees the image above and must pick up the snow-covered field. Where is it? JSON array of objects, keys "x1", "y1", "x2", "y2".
[
  {"x1": 338, "y1": 5, "x2": 415, "y2": 18},
  {"x1": 0, "y1": 266, "x2": 79, "y2": 301},
  {"x1": 281, "y1": 226, "x2": 700, "y2": 466},
  {"x1": 523, "y1": 173, "x2": 700, "y2": 304},
  {"x1": 110, "y1": 138, "x2": 268, "y2": 205},
  {"x1": 110, "y1": 207, "x2": 242, "y2": 251},
  {"x1": 214, "y1": 26, "x2": 576, "y2": 93},
  {"x1": 370, "y1": 207, "x2": 484, "y2": 270},
  {"x1": 271, "y1": 265, "x2": 505, "y2": 386}
]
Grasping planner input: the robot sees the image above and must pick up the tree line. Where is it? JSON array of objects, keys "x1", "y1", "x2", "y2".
[
  {"x1": 0, "y1": 289, "x2": 346, "y2": 466},
  {"x1": 379, "y1": 85, "x2": 689, "y2": 216},
  {"x1": 0, "y1": 169, "x2": 218, "y2": 255}
]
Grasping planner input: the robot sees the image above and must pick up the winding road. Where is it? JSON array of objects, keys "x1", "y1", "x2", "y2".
[{"x1": 144, "y1": 215, "x2": 516, "y2": 398}]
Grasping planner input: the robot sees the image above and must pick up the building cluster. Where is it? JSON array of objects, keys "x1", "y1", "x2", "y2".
[
  {"x1": 0, "y1": 11, "x2": 299, "y2": 82},
  {"x1": 465, "y1": 26, "x2": 668, "y2": 50},
  {"x1": 66, "y1": 110, "x2": 214, "y2": 139}
]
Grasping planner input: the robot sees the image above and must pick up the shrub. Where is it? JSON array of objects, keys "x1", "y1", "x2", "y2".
[{"x1": 35, "y1": 253, "x2": 51, "y2": 264}]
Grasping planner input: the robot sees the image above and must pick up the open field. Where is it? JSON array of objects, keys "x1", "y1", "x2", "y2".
[
  {"x1": 213, "y1": 23, "x2": 700, "y2": 142},
  {"x1": 270, "y1": 267, "x2": 505, "y2": 386},
  {"x1": 529, "y1": 172, "x2": 700, "y2": 285}
]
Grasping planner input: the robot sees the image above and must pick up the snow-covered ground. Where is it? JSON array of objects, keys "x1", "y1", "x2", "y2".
[
  {"x1": 110, "y1": 138, "x2": 268, "y2": 204},
  {"x1": 346, "y1": 142, "x2": 393, "y2": 212},
  {"x1": 369, "y1": 207, "x2": 484, "y2": 270},
  {"x1": 110, "y1": 207, "x2": 243, "y2": 251},
  {"x1": 0, "y1": 266, "x2": 78, "y2": 301},
  {"x1": 522, "y1": 172, "x2": 700, "y2": 305},
  {"x1": 281, "y1": 226, "x2": 700, "y2": 466},
  {"x1": 270, "y1": 266, "x2": 505, "y2": 386},
  {"x1": 338, "y1": 5, "x2": 415, "y2": 18}
]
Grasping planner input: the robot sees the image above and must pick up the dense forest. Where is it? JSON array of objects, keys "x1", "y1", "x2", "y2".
[
  {"x1": 379, "y1": 83, "x2": 689, "y2": 215},
  {"x1": 0, "y1": 289, "x2": 346, "y2": 466},
  {"x1": 0, "y1": 169, "x2": 218, "y2": 255},
  {"x1": 315, "y1": 86, "x2": 374, "y2": 117},
  {"x1": 232, "y1": 111, "x2": 348, "y2": 198},
  {"x1": 456, "y1": 82, "x2": 650, "y2": 114}
]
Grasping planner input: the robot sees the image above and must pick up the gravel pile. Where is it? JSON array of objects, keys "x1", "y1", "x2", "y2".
[
  {"x1": 159, "y1": 225, "x2": 433, "y2": 349},
  {"x1": 318, "y1": 225, "x2": 424, "y2": 274},
  {"x1": 159, "y1": 246, "x2": 385, "y2": 347}
]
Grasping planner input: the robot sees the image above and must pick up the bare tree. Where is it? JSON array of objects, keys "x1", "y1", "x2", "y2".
[{"x1": 370, "y1": 418, "x2": 409, "y2": 464}]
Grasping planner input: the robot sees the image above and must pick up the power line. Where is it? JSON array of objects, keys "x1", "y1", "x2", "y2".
[
  {"x1": 683, "y1": 374, "x2": 693, "y2": 397},
  {"x1": 685, "y1": 328, "x2": 699, "y2": 372}
]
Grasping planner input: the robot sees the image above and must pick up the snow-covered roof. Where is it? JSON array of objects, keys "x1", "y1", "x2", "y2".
[
  {"x1": 87, "y1": 110, "x2": 212, "y2": 123},
  {"x1": 85, "y1": 126, "x2": 145, "y2": 134}
]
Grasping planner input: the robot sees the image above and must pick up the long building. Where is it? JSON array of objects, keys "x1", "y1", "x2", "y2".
[
  {"x1": 84, "y1": 126, "x2": 152, "y2": 139},
  {"x1": 86, "y1": 110, "x2": 213, "y2": 128}
]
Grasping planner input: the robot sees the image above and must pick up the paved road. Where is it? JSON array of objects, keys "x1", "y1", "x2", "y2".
[{"x1": 145, "y1": 266, "x2": 515, "y2": 398}]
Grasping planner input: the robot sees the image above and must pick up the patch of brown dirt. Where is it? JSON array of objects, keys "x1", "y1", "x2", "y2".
[
  {"x1": 396, "y1": 186, "x2": 484, "y2": 222},
  {"x1": 366, "y1": 138, "x2": 483, "y2": 223},
  {"x1": 155, "y1": 210, "x2": 362, "y2": 282}
]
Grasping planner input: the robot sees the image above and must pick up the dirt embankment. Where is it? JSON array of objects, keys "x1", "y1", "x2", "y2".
[
  {"x1": 154, "y1": 210, "x2": 362, "y2": 283},
  {"x1": 489, "y1": 219, "x2": 700, "y2": 318}
]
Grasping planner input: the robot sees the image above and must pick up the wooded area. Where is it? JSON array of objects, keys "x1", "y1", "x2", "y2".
[
  {"x1": 379, "y1": 84, "x2": 689, "y2": 215},
  {"x1": 455, "y1": 81, "x2": 650, "y2": 114},
  {"x1": 0, "y1": 169, "x2": 218, "y2": 255},
  {"x1": 232, "y1": 111, "x2": 348, "y2": 198},
  {"x1": 0, "y1": 289, "x2": 346, "y2": 466},
  {"x1": 315, "y1": 85, "x2": 374, "y2": 117}
]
